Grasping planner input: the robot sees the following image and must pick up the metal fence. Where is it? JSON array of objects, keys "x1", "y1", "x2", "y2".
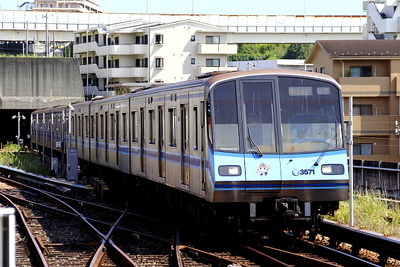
[{"x1": 353, "y1": 160, "x2": 400, "y2": 200}]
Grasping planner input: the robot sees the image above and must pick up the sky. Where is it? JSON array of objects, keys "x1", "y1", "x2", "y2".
[{"x1": 1, "y1": 0, "x2": 366, "y2": 16}]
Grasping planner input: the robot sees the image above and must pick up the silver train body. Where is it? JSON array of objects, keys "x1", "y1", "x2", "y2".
[{"x1": 31, "y1": 69, "x2": 349, "y2": 220}]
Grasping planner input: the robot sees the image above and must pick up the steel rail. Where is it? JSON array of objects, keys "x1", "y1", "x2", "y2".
[
  {"x1": 320, "y1": 219, "x2": 400, "y2": 265},
  {"x1": 0, "y1": 192, "x2": 49, "y2": 267}
]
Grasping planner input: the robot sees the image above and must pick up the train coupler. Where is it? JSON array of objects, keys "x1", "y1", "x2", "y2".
[{"x1": 274, "y1": 198, "x2": 301, "y2": 217}]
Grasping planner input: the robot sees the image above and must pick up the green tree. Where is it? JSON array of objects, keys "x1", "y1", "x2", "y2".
[
  {"x1": 229, "y1": 43, "x2": 312, "y2": 61},
  {"x1": 229, "y1": 43, "x2": 291, "y2": 61},
  {"x1": 283, "y1": 43, "x2": 313, "y2": 59}
]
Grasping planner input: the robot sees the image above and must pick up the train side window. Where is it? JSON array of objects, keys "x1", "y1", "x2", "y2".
[
  {"x1": 78, "y1": 116, "x2": 82, "y2": 136},
  {"x1": 149, "y1": 109, "x2": 155, "y2": 144},
  {"x1": 122, "y1": 113, "x2": 127, "y2": 142},
  {"x1": 110, "y1": 113, "x2": 115, "y2": 140},
  {"x1": 71, "y1": 116, "x2": 75, "y2": 136},
  {"x1": 85, "y1": 115, "x2": 89, "y2": 137},
  {"x1": 90, "y1": 115, "x2": 95, "y2": 138},
  {"x1": 95, "y1": 113, "x2": 99, "y2": 139},
  {"x1": 158, "y1": 106, "x2": 164, "y2": 148},
  {"x1": 194, "y1": 106, "x2": 198, "y2": 151},
  {"x1": 132, "y1": 111, "x2": 138, "y2": 142},
  {"x1": 74, "y1": 114, "x2": 78, "y2": 136},
  {"x1": 100, "y1": 114, "x2": 104, "y2": 139},
  {"x1": 168, "y1": 107, "x2": 177, "y2": 147}
]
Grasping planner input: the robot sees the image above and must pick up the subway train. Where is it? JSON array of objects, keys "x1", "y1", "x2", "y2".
[{"x1": 31, "y1": 69, "x2": 349, "y2": 227}]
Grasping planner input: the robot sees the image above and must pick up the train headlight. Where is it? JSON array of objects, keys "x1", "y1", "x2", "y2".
[
  {"x1": 321, "y1": 164, "x2": 345, "y2": 175},
  {"x1": 218, "y1": 165, "x2": 242, "y2": 176}
]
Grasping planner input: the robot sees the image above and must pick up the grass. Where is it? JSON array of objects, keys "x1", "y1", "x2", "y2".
[
  {"x1": 0, "y1": 142, "x2": 50, "y2": 177},
  {"x1": 327, "y1": 192, "x2": 400, "y2": 237}
]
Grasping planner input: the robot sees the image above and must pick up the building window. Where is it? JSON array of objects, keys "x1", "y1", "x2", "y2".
[
  {"x1": 191, "y1": 35, "x2": 196, "y2": 41},
  {"x1": 155, "y1": 34, "x2": 164, "y2": 44},
  {"x1": 353, "y1": 105, "x2": 373, "y2": 115},
  {"x1": 113, "y1": 59, "x2": 119, "y2": 68},
  {"x1": 350, "y1": 66, "x2": 372, "y2": 77},
  {"x1": 191, "y1": 58, "x2": 195, "y2": 65},
  {"x1": 206, "y1": 36, "x2": 220, "y2": 44},
  {"x1": 206, "y1": 58, "x2": 220, "y2": 67},
  {"x1": 142, "y1": 35, "x2": 148, "y2": 44},
  {"x1": 354, "y1": 143, "x2": 372, "y2": 155},
  {"x1": 155, "y1": 57, "x2": 164, "y2": 68},
  {"x1": 114, "y1": 36, "x2": 119, "y2": 45},
  {"x1": 320, "y1": 67, "x2": 325, "y2": 74}
]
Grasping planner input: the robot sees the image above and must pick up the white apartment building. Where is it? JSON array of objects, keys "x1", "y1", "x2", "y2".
[
  {"x1": 33, "y1": 0, "x2": 103, "y2": 13},
  {"x1": 73, "y1": 20, "x2": 237, "y2": 98}
]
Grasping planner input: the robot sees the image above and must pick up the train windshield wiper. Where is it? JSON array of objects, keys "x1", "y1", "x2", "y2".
[
  {"x1": 313, "y1": 136, "x2": 336, "y2": 167},
  {"x1": 247, "y1": 127, "x2": 263, "y2": 157}
]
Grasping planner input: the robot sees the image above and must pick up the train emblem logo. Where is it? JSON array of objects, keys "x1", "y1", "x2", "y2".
[{"x1": 256, "y1": 163, "x2": 271, "y2": 176}]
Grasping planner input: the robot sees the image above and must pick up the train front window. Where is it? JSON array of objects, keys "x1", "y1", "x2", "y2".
[
  {"x1": 211, "y1": 81, "x2": 240, "y2": 151},
  {"x1": 242, "y1": 81, "x2": 276, "y2": 154},
  {"x1": 279, "y1": 77, "x2": 344, "y2": 153}
]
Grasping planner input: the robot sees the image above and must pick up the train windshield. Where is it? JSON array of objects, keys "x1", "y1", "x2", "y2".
[
  {"x1": 279, "y1": 77, "x2": 344, "y2": 153},
  {"x1": 210, "y1": 76, "x2": 344, "y2": 154}
]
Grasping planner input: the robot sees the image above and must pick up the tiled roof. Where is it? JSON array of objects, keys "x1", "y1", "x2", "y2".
[{"x1": 317, "y1": 40, "x2": 400, "y2": 58}]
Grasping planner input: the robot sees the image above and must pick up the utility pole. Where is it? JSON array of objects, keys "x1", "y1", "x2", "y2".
[{"x1": 349, "y1": 97, "x2": 354, "y2": 227}]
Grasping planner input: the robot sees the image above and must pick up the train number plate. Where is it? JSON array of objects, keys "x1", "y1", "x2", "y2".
[{"x1": 292, "y1": 169, "x2": 315, "y2": 176}]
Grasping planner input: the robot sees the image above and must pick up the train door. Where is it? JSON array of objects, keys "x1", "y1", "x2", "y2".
[
  {"x1": 158, "y1": 105, "x2": 166, "y2": 178},
  {"x1": 189, "y1": 90, "x2": 206, "y2": 196},
  {"x1": 240, "y1": 80, "x2": 281, "y2": 193},
  {"x1": 200, "y1": 101, "x2": 206, "y2": 192},
  {"x1": 180, "y1": 99, "x2": 190, "y2": 186},
  {"x1": 140, "y1": 107, "x2": 146, "y2": 173}
]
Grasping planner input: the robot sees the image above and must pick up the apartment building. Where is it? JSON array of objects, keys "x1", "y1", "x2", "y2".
[
  {"x1": 305, "y1": 40, "x2": 400, "y2": 162},
  {"x1": 73, "y1": 19, "x2": 237, "y2": 98},
  {"x1": 33, "y1": 0, "x2": 103, "y2": 13}
]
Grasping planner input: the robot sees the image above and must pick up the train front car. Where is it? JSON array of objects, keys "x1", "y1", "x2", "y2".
[{"x1": 206, "y1": 69, "x2": 348, "y2": 227}]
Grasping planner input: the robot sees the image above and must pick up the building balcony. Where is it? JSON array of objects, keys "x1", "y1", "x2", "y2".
[
  {"x1": 79, "y1": 64, "x2": 148, "y2": 78},
  {"x1": 344, "y1": 115, "x2": 391, "y2": 136},
  {"x1": 197, "y1": 66, "x2": 238, "y2": 76},
  {"x1": 338, "y1": 76, "x2": 391, "y2": 97},
  {"x1": 74, "y1": 42, "x2": 147, "y2": 56},
  {"x1": 197, "y1": 43, "x2": 237, "y2": 55},
  {"x1": 73, "y1": 42, "x2": 98, "y2": 53}
]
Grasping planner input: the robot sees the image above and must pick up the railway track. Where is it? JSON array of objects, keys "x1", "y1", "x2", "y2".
[{"x1": 1, "y1": 166, "x2": 399, "y2": 266}]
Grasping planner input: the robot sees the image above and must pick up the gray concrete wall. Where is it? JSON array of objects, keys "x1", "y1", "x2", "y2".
[{"x1": 0, "y1": 57, "x2": 84, "y2": 109}]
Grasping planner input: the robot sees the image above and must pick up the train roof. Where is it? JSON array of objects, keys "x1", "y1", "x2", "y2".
[
  {"x1": 32, "y1": 69, "x2": 340, "y2": 113},
  {"x1": 124, "y1": 69, "x2": 339, "y2": 97}
]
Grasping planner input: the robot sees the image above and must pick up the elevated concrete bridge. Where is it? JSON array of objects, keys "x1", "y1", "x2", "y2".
[{"x1": 0, "y1": 10, "x2": 366, "y2": 46}]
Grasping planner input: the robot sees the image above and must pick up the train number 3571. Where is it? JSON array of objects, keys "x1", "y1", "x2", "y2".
[{"x1": 292, "y1": 169, "x2": 315, "y2": 176}]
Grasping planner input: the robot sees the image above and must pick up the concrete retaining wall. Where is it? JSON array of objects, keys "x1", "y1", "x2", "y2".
[{"x1": 0, "y1": 57, "x2": 84, "y2": 109}]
